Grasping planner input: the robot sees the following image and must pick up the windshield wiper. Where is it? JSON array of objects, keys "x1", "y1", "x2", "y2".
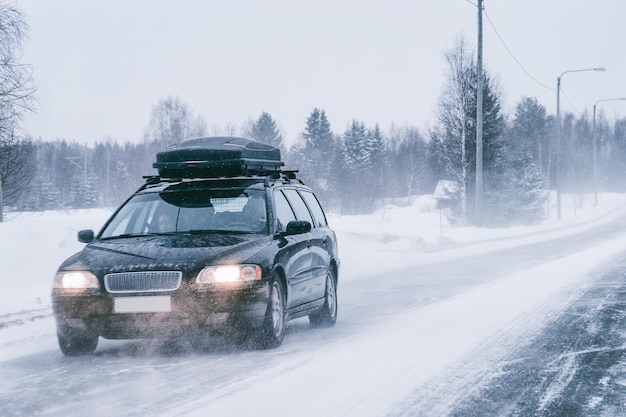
[
  {"x1": 99, "y1": 233, "x2": 146, "y2": 240},
  {"x1": 185, "y1": 229, "x2": 226, "y2": 234},
  {"x1": 186, "y1": 229, "x2": 258, "y2": 235}
]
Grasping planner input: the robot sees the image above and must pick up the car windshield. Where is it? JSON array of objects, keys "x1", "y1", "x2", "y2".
[{"x1": 99, "y1": 187, "x2": 268, "y2": 238}]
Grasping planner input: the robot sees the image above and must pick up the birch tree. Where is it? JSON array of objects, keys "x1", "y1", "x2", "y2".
[
  {"x1": 432, "y1": 38, "x2": 475, "y2": 224},
  {"x1": 0, "y1": 3, "x2": 35, "y2": 220},
  {"x1": 431, "y1": 37, "x2": 507, "y2": 226},
  {"x1": 143, "y1": 96, "x2": 207, "y2": 150}
]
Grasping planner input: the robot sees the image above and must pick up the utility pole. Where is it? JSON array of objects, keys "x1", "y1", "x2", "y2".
[
  {"x1": 0, "y1": 174, "x2": 3, "y2": 223},
  {"x1": 555, "y1": 67, "x2": 605, "y2": 219},
  {"x1": 475, "y1": 0, "x2": 484, "y2": 226}
]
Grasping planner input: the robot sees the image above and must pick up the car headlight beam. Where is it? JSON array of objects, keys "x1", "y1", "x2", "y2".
[
  {"x1": 196, "y1": 265, "x2": 262, "y2": 284},
  {"x1": 54, "y1": 271, "x2": 100, "y2": 289}
]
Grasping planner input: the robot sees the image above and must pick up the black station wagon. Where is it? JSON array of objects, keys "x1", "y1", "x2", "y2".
[{"x1": 52, "y1": 137, "x2": 340, "y2": 355}]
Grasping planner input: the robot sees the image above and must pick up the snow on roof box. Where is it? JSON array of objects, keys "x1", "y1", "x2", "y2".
[{"x1": 153, "y1": 136, "x2": 284, "y2": 178}]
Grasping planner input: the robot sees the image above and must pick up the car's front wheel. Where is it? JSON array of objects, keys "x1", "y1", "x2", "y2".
[
  {"x1": 57, "y1": 324, "x2": 98, "y2": 356},
  {"x1": 256, "y1": 277, "x2": 285, "y2": 348},
  {"x1": 309, "y1": 268, "x2": 338, "y2": 328}
]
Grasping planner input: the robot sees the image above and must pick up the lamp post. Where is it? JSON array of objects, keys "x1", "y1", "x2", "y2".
[
  {"x1": 556, "y1": 67, "x2": 606, "y2": 219},
  {"x1": 593, "y1": 97, "x2": 626, "y2": 206}
]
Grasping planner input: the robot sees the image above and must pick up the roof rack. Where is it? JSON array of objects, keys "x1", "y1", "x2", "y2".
[
  {"x1": 142, "y1": 169, "x2": 303, "y2": 188},
  {"x1": 264, "y1": 170, "x2": 302, "y2": 186}
]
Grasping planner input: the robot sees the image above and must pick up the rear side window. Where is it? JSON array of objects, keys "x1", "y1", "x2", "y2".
[
  {"x1": 282, "y1": 189, "x2": 313, "y2": 224},
  {"x1": 300, "y1": 191, "x2": 328, "y2": 227},
  {"x1": 273, "y1": 190, "x2": 296, "y2": 232}
]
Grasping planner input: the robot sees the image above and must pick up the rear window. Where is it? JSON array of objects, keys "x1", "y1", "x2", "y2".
[
  {"x1": 300, "y1": 191, "x2": 328, "y2": 227},
  {"x1": 282, "y1": 189, "x2": 313, "y2": 224},
  {"x1": 273, "y1": 190, "x2": 297, "y2": 233}
]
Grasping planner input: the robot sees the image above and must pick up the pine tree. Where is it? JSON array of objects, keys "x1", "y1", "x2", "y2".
[
  {"x1": 303, "y1": 108, "x2": 333, "y2": 156},
  {"x1": 493, "y1": 150, "x2": 545, "y2": 225},
  {"x1": 605, "y1": 117, "x2": 626, "y2": 191},
  {"x1": 509, "y1": 97, "x2": 549, "y2": 178},
  {"x1": 367, "y1": 124, "x2": 384, "y2": 199},
  {"x1": 301, "y1": 108, "x2": 335, "y2": 191},
  {"x1": 340, "y1": 120, "x2": 372, "y2": 213},
  {"x1": 251, "y1": 112, "x2": 284, "y2": 154}
]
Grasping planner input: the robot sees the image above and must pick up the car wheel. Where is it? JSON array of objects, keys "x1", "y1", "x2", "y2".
[
  {"x1": 257, "y1": 278, "x2": 285, "y2": 349},
  {"x1": 309, "y1": 268, "x2": 338, "y2": 328},
  {"x1": 57, "y1": 325, "x2": 98, "y2": 356}
]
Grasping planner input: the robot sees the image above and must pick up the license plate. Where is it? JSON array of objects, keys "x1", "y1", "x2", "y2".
[{"x1": 113, "y1": 296, "x2": 171, "y2": 313}]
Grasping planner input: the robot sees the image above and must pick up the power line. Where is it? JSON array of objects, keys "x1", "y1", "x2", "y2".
[
  {"x1": 468, "y1": 2, "x2": 586, "y2": 114},
  {"x1": 560, "y1": 90, "x2": 582, "y2": 115},
  {"x1": 482, "y1": 5, "x2": 589, "y2": 115},
  {"x1": 482, "y1": 8, "x2": 554, "y2": 91}
]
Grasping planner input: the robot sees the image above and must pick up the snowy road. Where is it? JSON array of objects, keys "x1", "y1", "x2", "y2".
[
  {"x1": 2, "y1": 207, "x2": 626, "y2": 416},
  {"x1": 437, "y1": 252, "x2": 626, "y2": 416}
]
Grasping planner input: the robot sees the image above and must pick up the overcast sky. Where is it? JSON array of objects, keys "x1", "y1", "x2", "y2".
[{"x1": 16, "y1": 0, "x2": 626, "y2": 145}]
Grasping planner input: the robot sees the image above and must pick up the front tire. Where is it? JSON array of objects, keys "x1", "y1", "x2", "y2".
[
  {"x1": 256, "y1": 278, "x2": 285, "y2": 349},
  {"x1": 309, "y1": 268, "x2": 338, "y2": 328},
  {"x1": 57, "y1": 325, "x2": 98, "y2": 356}
]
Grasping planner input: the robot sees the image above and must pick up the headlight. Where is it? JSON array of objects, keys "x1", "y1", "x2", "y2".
[
  {"x1": 54, "y1": 271, "x2": 100, "y2": 289},
  {"x1": 196, "y1": 265, "x2": 262, "y2": 284}
]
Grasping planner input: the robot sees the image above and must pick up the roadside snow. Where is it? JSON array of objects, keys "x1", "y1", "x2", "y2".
[{"x1": 333, "y1": 192, "x2": 626, "y2": 280}]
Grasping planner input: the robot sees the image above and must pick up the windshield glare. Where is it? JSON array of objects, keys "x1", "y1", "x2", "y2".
[{"x1": 99, "y1": 188, "x2": 267, "y2": 238}]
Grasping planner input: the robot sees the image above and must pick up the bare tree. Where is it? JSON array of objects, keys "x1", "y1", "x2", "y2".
[
  {"x1": 390, "y1": 126, "x2": 428, "y2": 200},
  {"x1": 0, "y1": 132, "x2": 34, "y2": 211},
  {"x1": 0, "y1": 3, "x2": 36, "y2": 221},
  {"x1": 239, "y1": 117, "x2": 255, "y2": 139},
  {"x1": 143, "y1": 96, "x2": 207, "y2": 149},
  {"x1": 435, "y1": 38, "x2": 476, "y2": 224},
  {"x1": 210, "y1": 122, "x2": 238, "y2": 136}
]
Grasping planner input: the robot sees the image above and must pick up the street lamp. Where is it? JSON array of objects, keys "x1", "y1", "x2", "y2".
[
  {"x1": 593, "y1": 97, "x2": 626, "y2": 206},
  {"x1": 556, "y1": 67, "x2": 606, "y2": 219}
]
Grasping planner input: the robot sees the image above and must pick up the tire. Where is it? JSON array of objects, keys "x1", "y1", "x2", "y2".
[
  {"x1": 256, "y1": 278, "x2": 286, "y2": 349},
  {"x1": 309, "y1": 268, "x2": 338, "y2": 328},
  {"x1": 57, "y1": 326, "x2": 98, "y2": 356}
]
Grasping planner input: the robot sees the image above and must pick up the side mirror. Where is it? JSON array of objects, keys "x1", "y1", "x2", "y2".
[
  {"x1": 77, "y1": 229, "x2": 95, "y2": 243},
  {"x1": 285, "y1": 220, "x2": 311, "y2": 236}
]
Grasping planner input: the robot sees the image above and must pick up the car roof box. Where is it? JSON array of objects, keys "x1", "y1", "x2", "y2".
[{"x1": 153, "y1": 136, "x2": 284, "y2": 178}]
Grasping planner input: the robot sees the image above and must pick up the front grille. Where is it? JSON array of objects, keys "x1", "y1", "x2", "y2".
[{"x1": 104, "y1": 271, "x2": 182, "y2": 293}]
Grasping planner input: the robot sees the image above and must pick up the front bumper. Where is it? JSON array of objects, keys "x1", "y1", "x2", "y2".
[{"x1": 52, "y1": 282, "x2": 270, "y2": 339}]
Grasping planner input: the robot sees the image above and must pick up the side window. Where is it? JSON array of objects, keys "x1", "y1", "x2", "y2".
[
  {"x1": 300, "y1": 191, "x2": 328, "y2": 228},
  {"x1": 282, "y1": 189, "x2": 313, "y2": 224},
  {"x1": 273, "y1": 190, "x2": 296, "y2": 232}
]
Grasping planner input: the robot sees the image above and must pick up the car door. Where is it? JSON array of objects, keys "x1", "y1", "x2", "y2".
[
  {"x1": 281, "y1": 188, "x2": 327, "y2": 305},
  {"x1": 297, "y1": 189, "x2": 332, "y2": 299},
  {"x1": 272, "y1": 189, "x2": 312, "y2": 308}
]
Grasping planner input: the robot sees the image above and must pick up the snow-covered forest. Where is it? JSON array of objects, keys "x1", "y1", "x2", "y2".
[
  {"x1": 2, "y1": 5, "x2": 626, "y2": 227},
  {"x1": 9, "y1": 81, "x2": 626, "y2": 227}
]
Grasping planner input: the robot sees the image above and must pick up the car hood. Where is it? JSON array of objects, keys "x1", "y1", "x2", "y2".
[{"x1": 58, "y1": 233, "x2": 272, "y2": 276}]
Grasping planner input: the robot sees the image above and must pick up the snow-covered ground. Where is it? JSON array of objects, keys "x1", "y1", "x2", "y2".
[
  {"x1": 332, "y1": 192, "x2": 626, "y2": 281},
  {"x1": 3, "y1": 192, "x2": 626, "y2": 415}
]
